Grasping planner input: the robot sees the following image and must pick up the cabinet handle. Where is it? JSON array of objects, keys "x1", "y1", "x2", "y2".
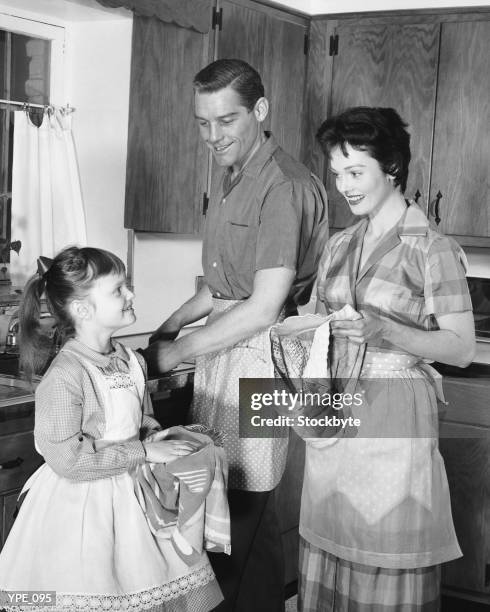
[
  {"x1": 202, "y1": 192, "x2": 209, "y2": 216},
  {"x1": 430, "y1": 191, "x2": 443, "y2": 225},
  {"x1": 414, "y1": 189, "x2": 421, "y2": 203},
  {"x1": 0, "y1": 456, "x2": 23, "y2": 470}
]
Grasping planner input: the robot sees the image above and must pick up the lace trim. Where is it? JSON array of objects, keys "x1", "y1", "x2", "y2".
[
  {"x1": 104, "y1": 371, "x2": 135, "y2": 390},
  {"x1": 2, "y1": 564, "x2": 216, "y2": 611}
]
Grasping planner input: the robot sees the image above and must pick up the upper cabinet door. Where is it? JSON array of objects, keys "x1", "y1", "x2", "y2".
[
  {"x1": 429, "y1": 20, "x2": 490, "y2": 240},
  {"x1": 216, "y1": 0, "x2": 308, "y2": 159},
  {"x1": 324, "y1": 22, "x2": 439, "y2": 230},
  {"x1": 217, "y1": 0, "x2": 267, "y2": 78},
  {"x1": 125, "y1": 17, "x2": 211, "y2": 233}
]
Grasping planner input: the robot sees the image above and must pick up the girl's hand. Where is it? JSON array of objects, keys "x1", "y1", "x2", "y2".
[
  {"x1": 143, "y1": 439, "x2": 198, "y2": 464},
  {"x1": 144, "y1": 430, "x2": 166, "y2": 443},
  {"x1": 330, "y1": 311, "x2": 386, "y2": 345}
]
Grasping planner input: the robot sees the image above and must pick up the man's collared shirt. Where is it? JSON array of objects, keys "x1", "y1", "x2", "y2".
[{"x1": 202, "y1": 133, "x2": 328, "y2": 307}]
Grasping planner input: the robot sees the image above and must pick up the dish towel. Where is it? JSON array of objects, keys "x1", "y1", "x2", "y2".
[
  {"x1": 133, "y1": 425, "x2": 231, "y2": 566},
  {"x1": 270, "y1": 305, "x2": 365, "y2": 443}
]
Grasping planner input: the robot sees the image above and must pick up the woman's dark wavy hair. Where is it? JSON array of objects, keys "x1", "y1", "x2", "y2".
[
  {"x1": 19, "y1": 246, "x2": 125, "y2": 380},
  {"x1": 316, "y1": 106, "x2": 411, "y2": 192},
  {"x1": 193, "y1": 59, "x2": 265, "y2": 112}
]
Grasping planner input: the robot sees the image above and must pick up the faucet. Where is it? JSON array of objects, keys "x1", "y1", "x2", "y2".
[
  {"x1": 5, "y1": 315, "x2": 20, "y2": 351},
  {"x1": 5, "y1": 312, "x2": 57, "y2": 352}
]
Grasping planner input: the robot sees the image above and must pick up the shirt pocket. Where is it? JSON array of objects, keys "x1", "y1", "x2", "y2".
[
  {"x1": 221, "y1": 221, "x2": 257, "y2": 282},
  {"x1": 389, "y1": 291, "x2": 425, "y2": 321}
]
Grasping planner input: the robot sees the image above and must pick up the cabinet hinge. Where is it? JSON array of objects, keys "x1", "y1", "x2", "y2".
[
  {"x1": 202, "y1": 192, "x2": 209, "y2": 216},
  {"x1": 304, "y1": 32, "x2": 310, "y2": 55},
  {"x1": 329, "y1": 34, "x2": 339, "y2": 56},
  {"x1": 212, "y1": 7, "x2": 223, "y2": 30}
]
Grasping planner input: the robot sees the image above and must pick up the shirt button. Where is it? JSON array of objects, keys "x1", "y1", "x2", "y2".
[
  {"x1": 216, "y1": 291, "x2": 221, "y2": 297},
  {"x1": 212, "y1": 261, "x2": 217, "y2": 268},
  {"x1": 222, "y1": 198, "x2": 226, "y2": 204}
]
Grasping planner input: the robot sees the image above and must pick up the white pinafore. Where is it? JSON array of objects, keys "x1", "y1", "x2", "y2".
[{"x1": 0, "y1": 349, "x2": 219, "y2": 612}]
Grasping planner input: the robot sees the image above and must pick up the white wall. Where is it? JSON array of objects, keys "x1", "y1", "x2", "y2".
[
  {"x1": 132, "y1": 234, "x2": 203, "y2": 334},
  {"x1": 66, "y1": 17, "x2": 132, "y2": 260}
]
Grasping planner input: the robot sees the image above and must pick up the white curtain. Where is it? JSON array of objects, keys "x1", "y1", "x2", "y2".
[{"x1": 10, "y1": 109, "x2": 87, "y2": 286}]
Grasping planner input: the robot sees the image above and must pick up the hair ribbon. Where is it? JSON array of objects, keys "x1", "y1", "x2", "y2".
[{"x1": 37, "y1": 256, "x2": 53, "y2": 278}]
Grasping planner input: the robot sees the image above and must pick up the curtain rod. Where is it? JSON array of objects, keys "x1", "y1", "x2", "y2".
[{"x1": 0, "y1": 99, "x2": 75, "y2": 114}]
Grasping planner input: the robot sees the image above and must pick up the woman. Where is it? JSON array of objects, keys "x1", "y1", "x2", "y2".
[{"x1": 298, "y1": 107, "x2": 475, "y2": 611}]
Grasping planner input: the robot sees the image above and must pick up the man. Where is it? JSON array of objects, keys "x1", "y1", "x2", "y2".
[{"x1": 146, "y1": 59, "x2": 328, "y2": 611}]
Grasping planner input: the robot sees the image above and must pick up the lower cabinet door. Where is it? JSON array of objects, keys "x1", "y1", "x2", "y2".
[
  {"x1": 1, "y1": 490, "x2": 20, "y2": 548},
  {"x1": 439, "y1": 421, "x2": 490, "y2": 598},
  {"x1": 276, "y1": 429, "x2": 305, "y2": 587}
]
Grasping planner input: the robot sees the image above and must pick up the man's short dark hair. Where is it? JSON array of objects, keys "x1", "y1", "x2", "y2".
[
  {"x1": 193, "y1": 59, "x2": 265, "y2": 112},
  {"x1": 316, "y1": 107, "x2": 411, "y2": 193}
]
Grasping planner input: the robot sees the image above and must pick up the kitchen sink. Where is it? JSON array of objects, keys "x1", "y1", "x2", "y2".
[
  {"x1": 0, "y1": 352, "x2": 19, "y2": 376},
  {"x1": 0, "y1": 373, "x2": 38, "y2": 408}
]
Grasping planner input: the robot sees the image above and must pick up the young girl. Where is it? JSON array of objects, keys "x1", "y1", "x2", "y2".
[{"x1": 0, "y1": 246, "x2": 223, "y2": 612}]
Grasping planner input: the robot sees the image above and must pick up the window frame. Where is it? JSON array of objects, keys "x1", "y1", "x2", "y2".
[
  {"x1": 0, "y1": 11, "x2": 65, "y2": 104},
  {"x1": 0, "y1": 11, "x2": 65, "y2": 260}
]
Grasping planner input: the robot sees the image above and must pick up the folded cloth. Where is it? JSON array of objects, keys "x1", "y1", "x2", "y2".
[
  {"x1": 270, "y1": 305, "x2": 366, "y2": 442},
  {"x1": 133, "y1": 425, "x2": 231, "y2": 566}
]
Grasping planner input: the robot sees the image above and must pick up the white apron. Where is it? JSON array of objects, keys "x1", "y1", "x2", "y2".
[{"x1": 0, "y1": 349, "x2": 221, "y2": 612}]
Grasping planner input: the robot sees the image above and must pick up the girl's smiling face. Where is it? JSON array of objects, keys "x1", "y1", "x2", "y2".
[
  {"x1": 330, "y1": 143, "x2": 396, "y2": 218},
  {"x1": 88, "y1": 272, "x2": 136, "y2": 333}
]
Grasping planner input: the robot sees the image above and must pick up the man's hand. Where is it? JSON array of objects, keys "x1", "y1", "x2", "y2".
[
  {"x1": 148, "y1": 324, "x2": 180, "y2": 345},
  {"x1": 149, "y1": 284, "x2": 213, "y2": 345},
  {"x1": 143, "y1": 340, "x2": 181, "y2": 374}
]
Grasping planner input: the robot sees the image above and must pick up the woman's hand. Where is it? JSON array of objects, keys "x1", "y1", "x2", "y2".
[
  {"x1": 143, "y1": 439, "x2": 199, "y2": 464},
  {"x1": 330, "y1": 311, "x2": 386, "y2": 345}
]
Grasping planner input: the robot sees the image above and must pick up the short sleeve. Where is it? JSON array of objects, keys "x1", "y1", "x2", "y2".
[
  {"x1": 255, "y1": 181, "x2": 302, "y2": 272},
  {"x1": 424, "y1": 235, "x2": 472, "y2": 315}
]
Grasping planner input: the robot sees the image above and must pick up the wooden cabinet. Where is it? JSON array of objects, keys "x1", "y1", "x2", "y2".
[
  {"x1": 306, "y1": 11, "x2": 490, "y2": 244},
  {"x1": 124, "y1": 16, "x2": 212, "y2": 233},
  {"x1": 438, "y1": 374, "x2": 490, "y2": 604},
  {"x1": 1, "y1": 491, "x2": 19, "y2": 546},
  {"x1": 276, "y1": 428, "x2": 305, "y2": 589},
  {"x1": 124, "y1": 0, "x2": 308, "y2": 234},
  {"x1": 0, "y1": 402, "x2": 43, "y2": 551},
  {"x1": 216, "y1": 0, "x2": 308, "y2": 161},
  {"x1": 318, "y1": 20, "x2": 439, "y2": 230},
  {"x1": 430, "y1": 20, "x2": 490, "y2": 241}
]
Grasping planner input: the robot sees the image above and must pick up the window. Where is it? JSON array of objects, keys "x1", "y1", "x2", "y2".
[{"x1": 0, "y1": 13, "x2": 63, "y2": 265}]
